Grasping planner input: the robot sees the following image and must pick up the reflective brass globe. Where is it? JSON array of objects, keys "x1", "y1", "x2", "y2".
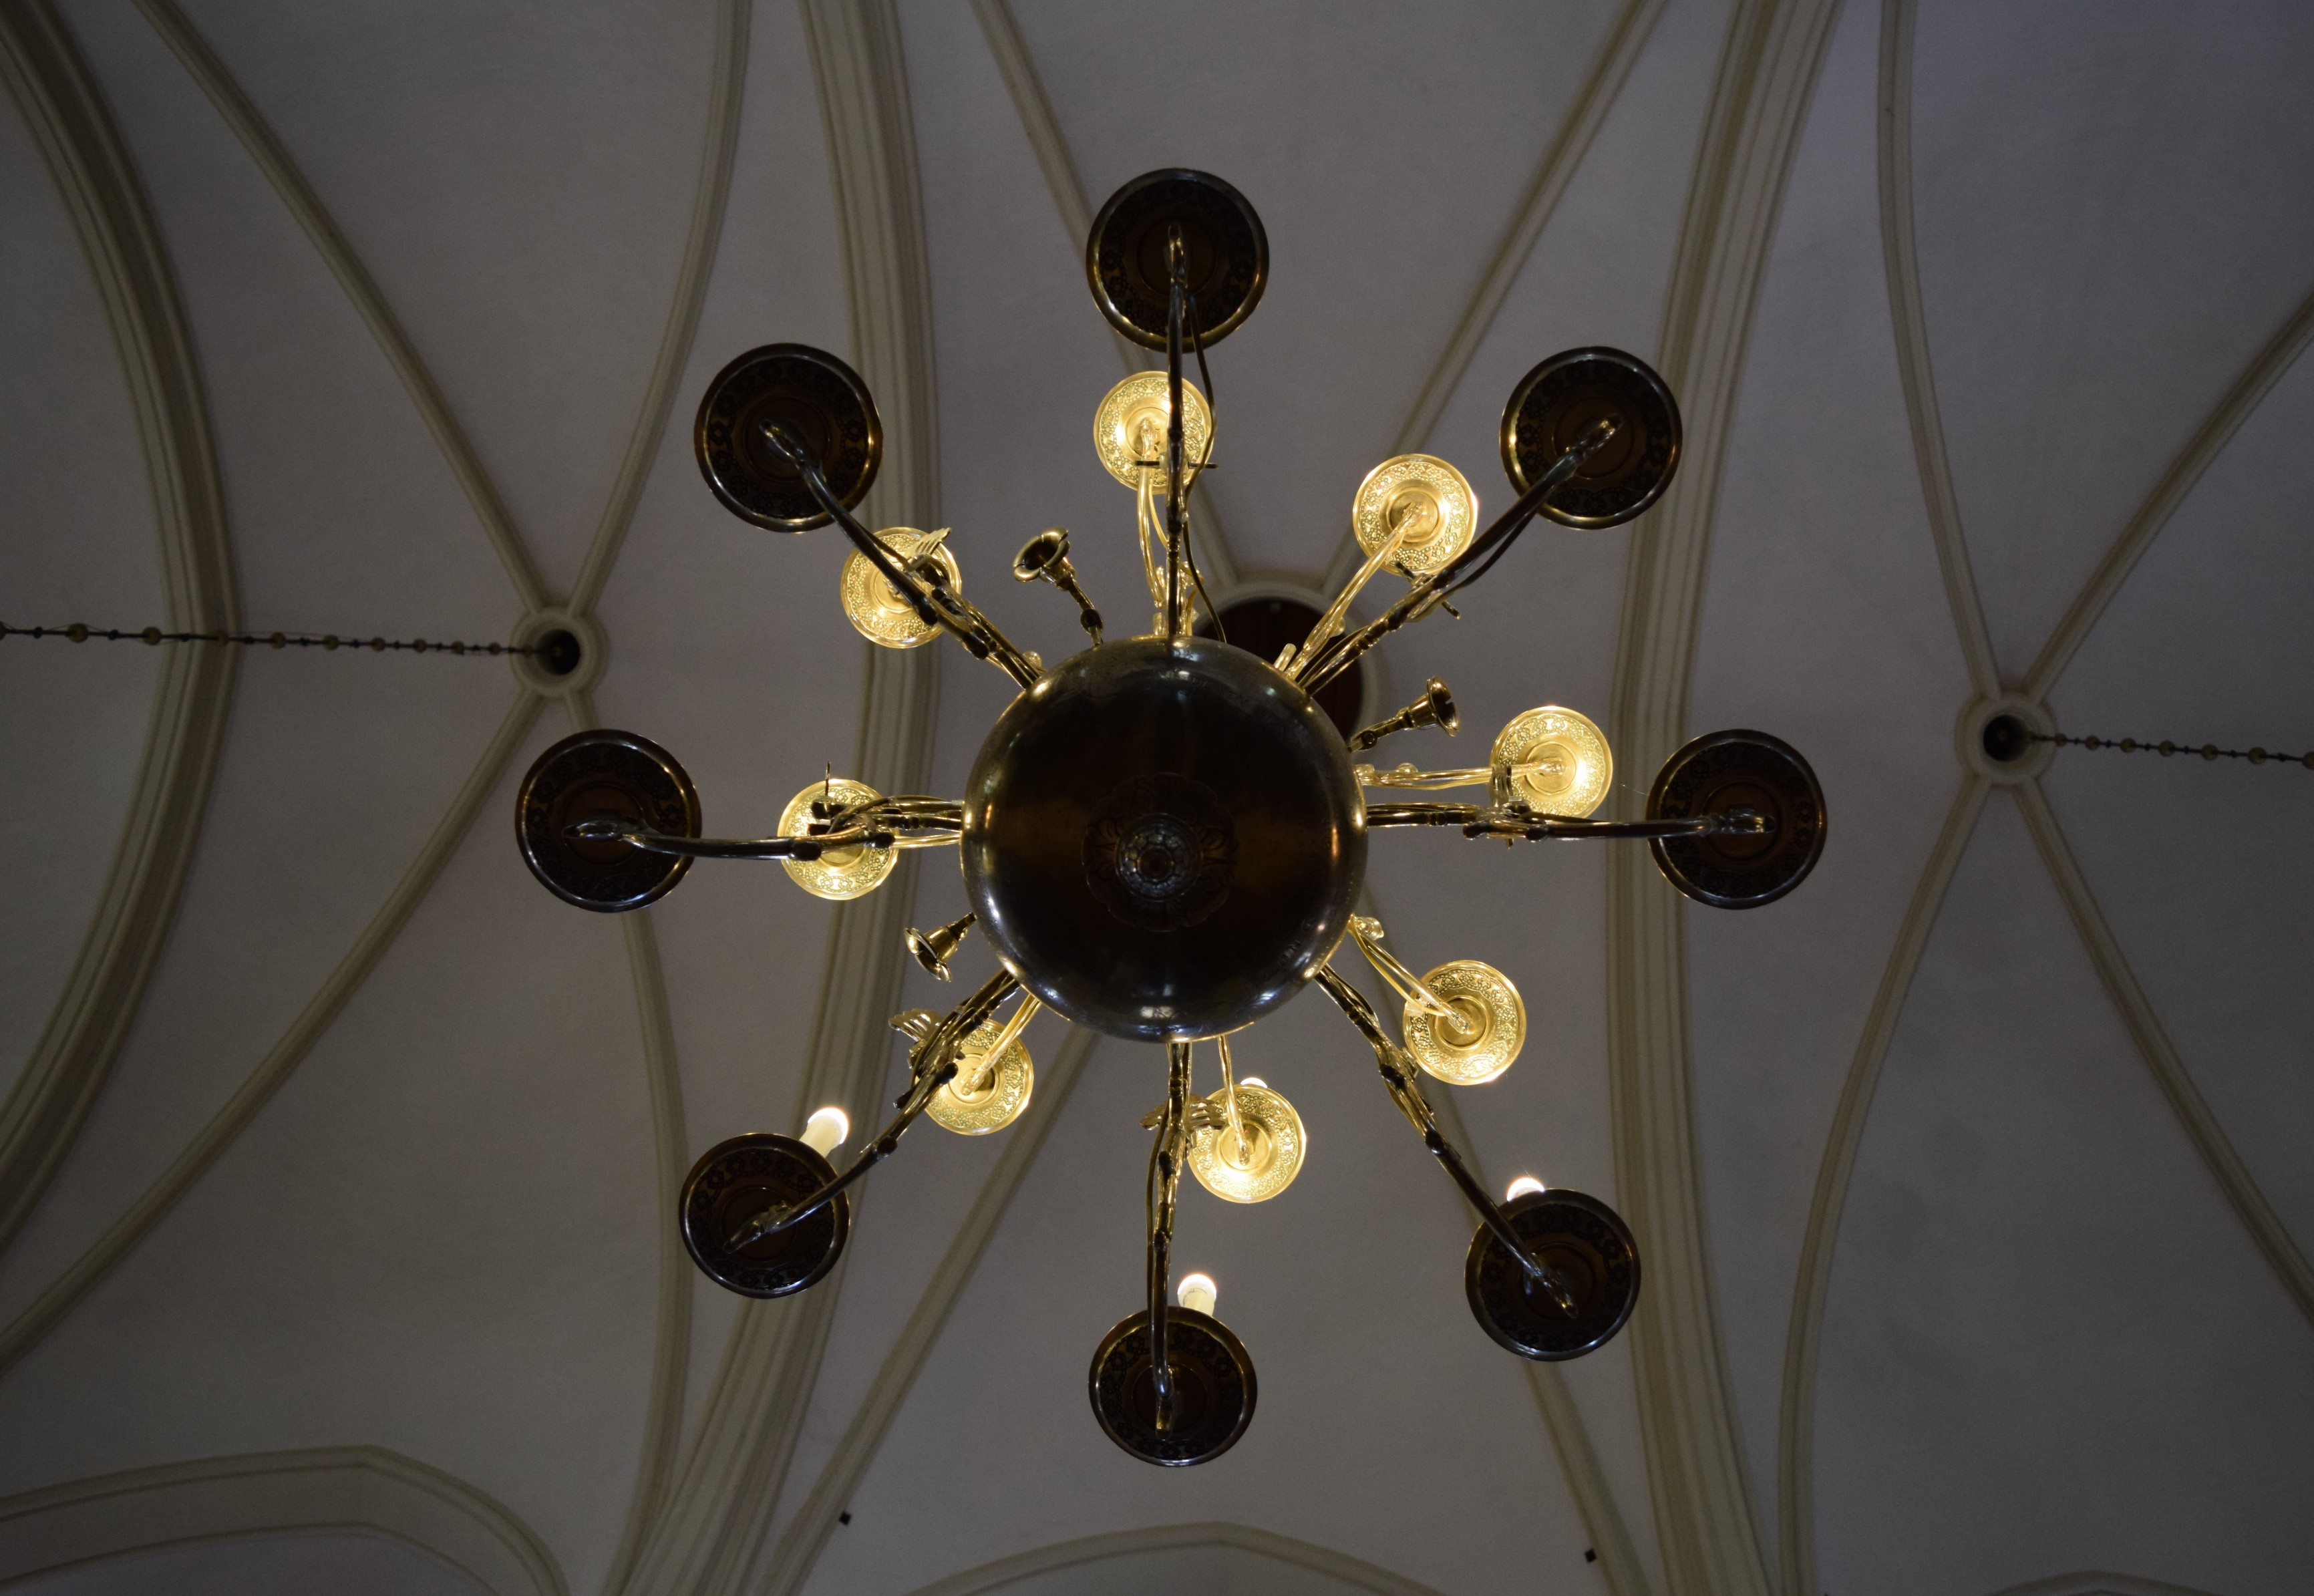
[{"x1": 961, "y1": 637, "x2": 1367, "y2": 1041}]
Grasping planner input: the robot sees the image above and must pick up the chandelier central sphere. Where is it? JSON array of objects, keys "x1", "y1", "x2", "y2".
[
  {"x1": 515, "y1": 168, "x2": 1828, "y2": 1469},
  {"x1": 963, "y1": 635, "x2": 1366, "y2": 1042}
]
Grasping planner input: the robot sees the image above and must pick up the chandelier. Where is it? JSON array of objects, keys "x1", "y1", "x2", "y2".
[{"x1": 514, "y1": 170, "x2": 1826, "y2": 1466}]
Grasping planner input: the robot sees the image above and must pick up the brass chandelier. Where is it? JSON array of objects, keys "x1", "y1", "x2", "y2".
[{"x1": 514, "y1": 170, "x2": 1827, "y2": 1466}]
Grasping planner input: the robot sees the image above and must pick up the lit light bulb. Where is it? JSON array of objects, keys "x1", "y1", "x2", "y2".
[
  {"x1": 1176, "y1": 1273, "x2": 1218, "y2": 1317},
  {"x1": 1238, "y1": 1077, "x2": 1266, "y2": 1090},
  {"x1": 1505, "y1": 1174, "x2": 1546, "y2": 1201},
  {"x1": 802, "y1": 1106, "x2": 850, "y2": 1156}
]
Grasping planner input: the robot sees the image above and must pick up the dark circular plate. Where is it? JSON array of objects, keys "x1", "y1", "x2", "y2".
[
  {"x1": 1086, "y1": 170, "x2": 1269, "y2": 351},
  {"x1": 694, "y1": 343, "x2": 882, "y2": 530},
  {"x1": 1088, "y1": 1307, "x2": 1257, "y2": 1466},
  {"x1": 516, "y1": 729, "x2": 701, "y2": 913},
  {"x1": 679, "y1": 1132, "x2": 849, "y2": 1299},
  {"x1": 1500, "y1": 347, "x2": 1682, "y2": 528},
  {"x1": 961, "y1": 637, "x2": 1366, "y2": 1042},
  {"x1": 1646, "y1": 729, "x2": 1827, "y2": 909},
  {"x1": 1465, "y1": 1187, "x2": 1641, "y2": 1361}
]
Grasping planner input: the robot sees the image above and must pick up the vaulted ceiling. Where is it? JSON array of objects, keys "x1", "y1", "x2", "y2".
[{"x1": 2, "y1": 3, "x2": 2310, "y2": 1595}]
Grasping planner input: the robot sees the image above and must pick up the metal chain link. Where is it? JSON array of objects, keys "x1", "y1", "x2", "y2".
[
  {"x1": 1, "y1": 621, "x2": 531, "y2": 657},
  {"x1": 2034, "y1": 731, "x2": 2313, "y2": 770}
]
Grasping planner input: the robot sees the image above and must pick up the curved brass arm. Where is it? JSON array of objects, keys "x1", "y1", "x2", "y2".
[
  {"x1": 762, "y1": 424, "x2": 1041, "y2": 688},
  {"x1": 1300, "y1": 420, "x2": 1615, "y2": 693},
  {"x1": 1311, "y1": 967, "x2": 1577, "y2": 1316},
  {"x1": 729, "y1": 969, "x2": 1019, "y2": 1246}
]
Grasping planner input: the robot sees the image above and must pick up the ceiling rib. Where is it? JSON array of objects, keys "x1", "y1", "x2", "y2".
[
  {"x1": 748, "y1": 1024, "x2": 1099, "y2": 1596},
  {"x1": 134, "y1": 0, "x2": 548, "y2": 615},
  {"x1": 1604, "y1": 5, "x2": 1839, "y2": 1595},
  {"x1": 2014, "y1": 780, "x2": 2314, "y2": 1326},
  {"x1": 569, "y1": 0, "x2": 751, "y2": 617},
  {"x1": 969, "y1": 0, "x2": 1241, "y2": 593},
  {"x1": 2021, "y1": 283, "x2": 2314, "y2": 703},
  {"x1": 0, "y1": 0, "x2": 237, "y2": 1267},
  {"x1": 0, "y1": 1444, "x2": 566, "y2": 1596},
  {"x1": 616, "y1": 5, "x2": 942, "y2": 1589},
  {"x1": 0, "y1": 688, "x2": 544, "y2": 1383},
  {"x1": 1318, "y1": 0, "x2": 1669, "y2": 596},
  {"x1": 1772, "y1": 773, "x2": 1990, "y2": 1596},
  {"x1": 568, "y1": 677, "x2": 697, "y2": 1596},
  {"x1": 1875, "y1": 0, "x2": 1996, "y2": 701},
  {"x1": 894, "y1": 1522, "x2": 1454, "y2": 1596}
]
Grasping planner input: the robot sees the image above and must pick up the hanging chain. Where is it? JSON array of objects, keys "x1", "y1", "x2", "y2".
[
  {"x1": 2035, "y1": 731, "x2": 2312, "y2": 770},
  {"x1": 1, "y1": 621, "x2": 532, "y2": 656}
]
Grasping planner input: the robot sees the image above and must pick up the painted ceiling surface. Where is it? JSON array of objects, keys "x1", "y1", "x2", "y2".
[{"x1": 1, "y1": 3, "x2": 2309, "y2": 1596}]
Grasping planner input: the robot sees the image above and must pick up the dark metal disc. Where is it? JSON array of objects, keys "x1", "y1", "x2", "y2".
[
  {"x1": 1646, "y1": 729, "x2": 1827, "y2": 909},
  {"x1": 679, "y1": 1132, "x2": 849, "y2": 1299},
  {"x1": 1086, "y1": 170, "x2": 1269, "y2": 351},
  {"x1": 1500, "y1": 347, "x2": 1682, "y2": 528},
  {"x1": 1088, "y1": 1307, "x2": 1257, "y2": 1466},
  {"x1": 516, "y1": 729, "x2": 700, "y2": 913},
  {"x1": 1464, "y1": 1188, "x2": 1641, "y2": 1362},
  {"x1": 693, "y1": 343, "x2": 881, "y2": 530},
  {"x1": 961, "y1": 637, "x2": 1366, "y2": 1042}
]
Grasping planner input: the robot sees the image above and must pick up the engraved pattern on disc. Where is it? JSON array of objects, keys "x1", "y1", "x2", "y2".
[
  {"x1": 1186, "y1": 1083, "x2": 1305, "y2": 1203},
  {"x1": 1352, "y1": 454, "x2": 1476, "y2": 577},
  {"x1": 842, "y1": 528, "x2": 959, "y2": 649},
  {"x1": 1492, "y1": 705, "x2": 1612, "y2": 818},
  {"x1": 1403, "y1": 960, "x2": 1526, "y2": 1085},
  {"x1": 1094, "y1": 372, "x2": 1212, "y2": 494},
  {"x1": 779, "y1": 778, "x2": 897, "y2": 900},
  {"x1": 929, "y1": 1022, "x2": 1033, "y2": 1135}
]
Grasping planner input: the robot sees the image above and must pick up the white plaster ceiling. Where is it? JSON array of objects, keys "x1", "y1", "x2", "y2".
[{"x1": 1, "y1": 3, "x2": 2309, "y2": 1595}]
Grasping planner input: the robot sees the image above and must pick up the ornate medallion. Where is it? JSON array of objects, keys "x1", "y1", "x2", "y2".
[
  {"x1": 779, "y1": 778, "x2": 898, "y2": 901},
  {"x1": 1402, "y1": 960, "x2": 1526, "y2": 1085},
  {"x1": 1352, "y1": 454, "x2": 1478, "y2": 578},
  {"x1": 1492, "y1": 705, "x2": 1612, "y2": 818},
  {"x1": 1094, "y1": 371, "x2": 1214, "y2": 496},
  {"x1": 693, "y1": 343, "x2": 882, "y2": 531},
  {"x1": 1082, "y1": 772, "x2": 1238, "y2": 931},
  {"x1": 1464, "y1": 1186, "x2": 1640, "y2": 1361},
  {"x1": 1646, "y1": 728, "x2": 1826, "y2": 909},
  {"x1": 1086, "y1": 170, "x2": 1268, "y2": 351},
  {"x1": 679, "y1": 1132, "x2": 848, "y2": 1298},
  {"x1": 516, "y1": 729, "x2": 701, "y2": 912},
  {"x1": 1186, "y1": 1082, "x2": 1305, "y2": 1203},
  {"x1": 1500, "y1": 347, "x2": 1681, "y2": 529},
  {"x1": 841, "y1": 527, "x2": 961, "y2": 649},
  {"x1": 928, "y1": 1021, "x2": 1034, "y2": 1135},
  {"x1": 1088, "y1": 1307, "x2": 1258, "y2": 1465}
]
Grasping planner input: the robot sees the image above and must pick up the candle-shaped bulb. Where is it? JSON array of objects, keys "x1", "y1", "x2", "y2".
[
  {"x1": 1176, "y1": 1273, "x2": 1218, "y2": 1317},
  {"x1": 1505, "y1": 1174, "x2": 1546, "y2": 1201},
  {"x1": 803, "y1": 1106, "x2": 850, "y2": 1157}
]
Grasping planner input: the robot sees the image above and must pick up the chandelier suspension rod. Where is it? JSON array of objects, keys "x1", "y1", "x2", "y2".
[
  {"x1": 1163, "y1": 225, "x2": 1191, "y2": 640},
  {"x1": 1313, "y1": 968, "x2": 1578, "y2": 1315},
  {"x1": 1297, "y1": 418, "x2": 1617, "y2": 694},
  {"x1": 728, "y1": 969, "x2": 1019, "y2": 1248}
]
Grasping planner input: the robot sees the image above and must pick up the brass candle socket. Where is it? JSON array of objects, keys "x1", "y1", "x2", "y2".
[{"x1": 1349, "y1": 677, "x2": 1459, "y2": 753}]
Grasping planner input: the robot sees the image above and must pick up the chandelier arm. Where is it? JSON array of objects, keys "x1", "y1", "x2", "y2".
[
  {"x1": 1464, "y1": 808, "x2": 1771, "y2": 842},
  {"x1": 729, "y1": 970, "x2": 1019, "y2": 1248},
  {"x1": 1297, "y1": 421, "x2": 1615, "y2": 694},
  {"x1": 1363, "y1": 802, "x2": 1486, "y2": 828},
  {"x1": 1311, "y1": 968, "x2": 1577, "y2": 1316},
  {"x1": 1355, "y1": 765, "x2": 1495, "y2": 791},
  {"x1": 763, "y1": 423, "x2": 1041, "y2": 686},
  {"x1": 564, "y1": 817, "x2": 891, "y2": 860},
  {"x1": 1147, "y1": 1040, "x2": 1194, "y2": 1431},
  {"x1": 1163, "y1": 226, "x2": 1188, "y2": 638},
  {"x1": 1290, "y1": 516, "x2": 1410, "y2": 675},
  {"x1": 1345, "y1": 915, "x2": 1456, "y2": 1021}
]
